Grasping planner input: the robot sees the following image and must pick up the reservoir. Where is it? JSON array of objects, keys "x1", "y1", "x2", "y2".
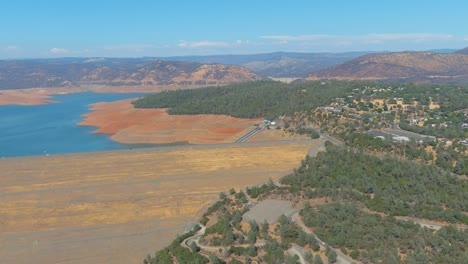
[{"x1": 0, "y1": 92, "x2": 147, "y2": 157}]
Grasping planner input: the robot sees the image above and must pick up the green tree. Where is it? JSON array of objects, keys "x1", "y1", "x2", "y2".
[
  {"x1": 261, "y1": 219, "x2": 270, "y2": 238},
  {"x1": 219, "y1": 192, "x2": 227, "y2": 200},
  {"x1": 209, "y1": 254, "x2": 225, "y2": 264},
  {"x1": 327, "y1": 250, "x2": 337, "y2": 263},
  {"x1": 350, "y1": 250, "x2": 360, "y2": 259},
  {"x1": 190, "y1": 241, "x2": 200, "y2": 252},
  {"x1": 313, "y1": 254, "x2": 324, "y2": 264}
]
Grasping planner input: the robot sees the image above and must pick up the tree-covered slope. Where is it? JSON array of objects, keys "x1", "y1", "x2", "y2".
[
  {"x1": 301, "y1": 203, "x2": 468, "y2": 264},
  {"x1": 132, "y1": 80, "x2": 363, "y2": 119},
  {"x1": 281, "y1": 143, "x2": 468, "y2": 224}
]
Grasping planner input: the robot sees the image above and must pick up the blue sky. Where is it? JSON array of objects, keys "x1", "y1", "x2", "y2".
[{"x1": 1, "y1": 0, "x2": 467, "y2": 58}]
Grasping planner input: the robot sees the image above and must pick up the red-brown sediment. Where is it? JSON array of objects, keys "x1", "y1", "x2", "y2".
[{"x1": 79, "y1": 99, "x2": 263, "y2": 144}]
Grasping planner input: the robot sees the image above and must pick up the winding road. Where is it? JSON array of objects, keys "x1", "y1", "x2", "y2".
[{"x1": 181, "y1": 210, "x2": 358, "y2": 264}]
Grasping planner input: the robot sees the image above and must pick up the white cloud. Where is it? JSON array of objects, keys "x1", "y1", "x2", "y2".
[
  {"x1": 464, "y1": 37, "x2": 468, "y2": 42},
  {"x1": 103, "y1": 44, "x2": 158, "y2": 51},
  {"x1": 50, "y1": 48, "x2": 69, "y2": 54},
  {"x1": 234, "y1": 40, "x2": 251, "y2": 45},
  {"x1": 272, "y1": 40, "x2": 289, "y2": 45},
  {"x1": 178, "y1": 41, "x2": 229, "y2": 48},
  {"x1": 260, "y1": 33, "x2": 454, "y2": 44},
  {"x1": 6, "y1": 45, "x2": 19, "y2": 51},
  {"x1": 260, "y1": 34, "x2": 333, "y2": 41}
]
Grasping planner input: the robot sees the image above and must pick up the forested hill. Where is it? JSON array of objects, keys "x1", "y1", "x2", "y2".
[
  {"x1": 283, "y1": 143, "x2": 468, "y2": 224},
  {"x1": 132, "y1": 80, "x2": 363, "y2": 119},
  {"x1": 144, "y1": 143, "x2": 468, "y2": 264}
]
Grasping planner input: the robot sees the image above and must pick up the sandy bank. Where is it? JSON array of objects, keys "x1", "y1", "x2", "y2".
[
  {"x1": 0, "y1": 89, "x2": 55, "y2": 105},
  {"x1": 79, "y1": 99, "x2": 263, "y2": 144}
]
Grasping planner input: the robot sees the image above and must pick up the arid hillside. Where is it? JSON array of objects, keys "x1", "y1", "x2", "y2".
[
  {"x1": 307, "y1": 50, "x2": 468, "y2": 84},
  {"x1": 455, "y1": 46, "x2": 468, "y2": 55},
  {"x1": 0, "y1": 59, "x2": 264, "y2": 90},
  {"x1": 0, "y1": 140, "x2": 323, "y2": 264},
  {"x1": 80, "y1": 61, "x2": 263, "y2": 86}
]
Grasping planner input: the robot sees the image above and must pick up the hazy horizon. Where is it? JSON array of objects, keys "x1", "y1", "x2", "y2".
[{"x1": 1, "y1": 0, "x2": 467, "y2": 59}]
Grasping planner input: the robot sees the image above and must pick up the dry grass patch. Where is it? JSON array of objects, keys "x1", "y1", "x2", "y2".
[{"x1": 0, "y1": 140, "x2": 323, "y2": 264}]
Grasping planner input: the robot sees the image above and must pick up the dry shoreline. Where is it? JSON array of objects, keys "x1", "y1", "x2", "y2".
[
  {"x1": 0, "y1": 85, "x2": 204, "y2": 105},
  {"x1": 78, "y1": 98, "x2": 264, "y2": 145}
]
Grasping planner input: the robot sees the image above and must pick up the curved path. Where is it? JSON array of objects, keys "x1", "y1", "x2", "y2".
[
  {"x1": 181, "y1": 224, "x2": 266, "y2": 254},
  {"x1": 287, "y1": 245, "x2": 307, "y2": 264}
]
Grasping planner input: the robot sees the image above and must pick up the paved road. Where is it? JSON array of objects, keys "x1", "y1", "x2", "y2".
[{"x1": 235, "y1": 126, "x2": 263, "y2": 143}]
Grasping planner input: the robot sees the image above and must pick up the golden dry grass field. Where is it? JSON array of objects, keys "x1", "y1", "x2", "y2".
[{"x1": 0, "y1": 140, "x2": 323, "y2": 264}]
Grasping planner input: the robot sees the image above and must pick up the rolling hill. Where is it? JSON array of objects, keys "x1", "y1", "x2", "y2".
[
  {"x1": 161, "y1": 51, "x2": 369, "y2": 77},
  {"x1": 307, "y1": 48, "x2": 468, "y2": 84},
  {"x1": 455, "y1": 46, "x2": 468, "y2": 55},
  {"x1": 0, "y1": 59, "x2": 263, "y2": 90},
  {"x1": 0, "y1": 52, "x2": 373, "y2": 90}
]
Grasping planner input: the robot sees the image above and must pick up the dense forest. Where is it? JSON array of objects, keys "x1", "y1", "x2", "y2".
[
  {"x1": 133, "y1": 80, "x2": 466, "y2": 142},
  {"x1": 144, "y1": 147, "x2": 467, "y2": 263},
  {"x1": 143, "y1": 143, "x2": 467, "y2": 263},
  {"x1": 281, "y1": 143, "x2": 467, "y2": 224},
  {"x1": 132, "y1": 80, "x2": 365, "y2": 120},
  {"x1": 301, "y1": 203, "x2": 468, "y2": 264},
  {"x1": 140, "y1": 80, "x2": 467, "y2": 263},
  {"x1": 133, "y1": 81, "x2": 467, "y2": 120}
]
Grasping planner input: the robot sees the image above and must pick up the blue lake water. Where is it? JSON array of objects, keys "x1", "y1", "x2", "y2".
[{"x1": 0, "y1": 92, "x2": 150, "y2": 157}]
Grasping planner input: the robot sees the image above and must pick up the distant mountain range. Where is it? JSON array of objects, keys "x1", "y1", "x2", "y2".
[
  {"x1": 158, "y1": 51, "x2": 370, "y2": 78},
  {"x1": 307, "y1": 47, "x2": 468, "y2": 84},
  {"x1": 2, "y1": 48, "x2": 468, "y2": 90},
  {"x1": 0, "y1": 59, "x2": 263, "y2": 89},
  {"x1": 0, "y1": 52, "x2": 370, "y2": 89}
]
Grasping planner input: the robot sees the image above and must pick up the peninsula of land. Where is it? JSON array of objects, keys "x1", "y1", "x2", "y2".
[{"x1": 78, "y1": 99, "x2": 262, "y2": 144}]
